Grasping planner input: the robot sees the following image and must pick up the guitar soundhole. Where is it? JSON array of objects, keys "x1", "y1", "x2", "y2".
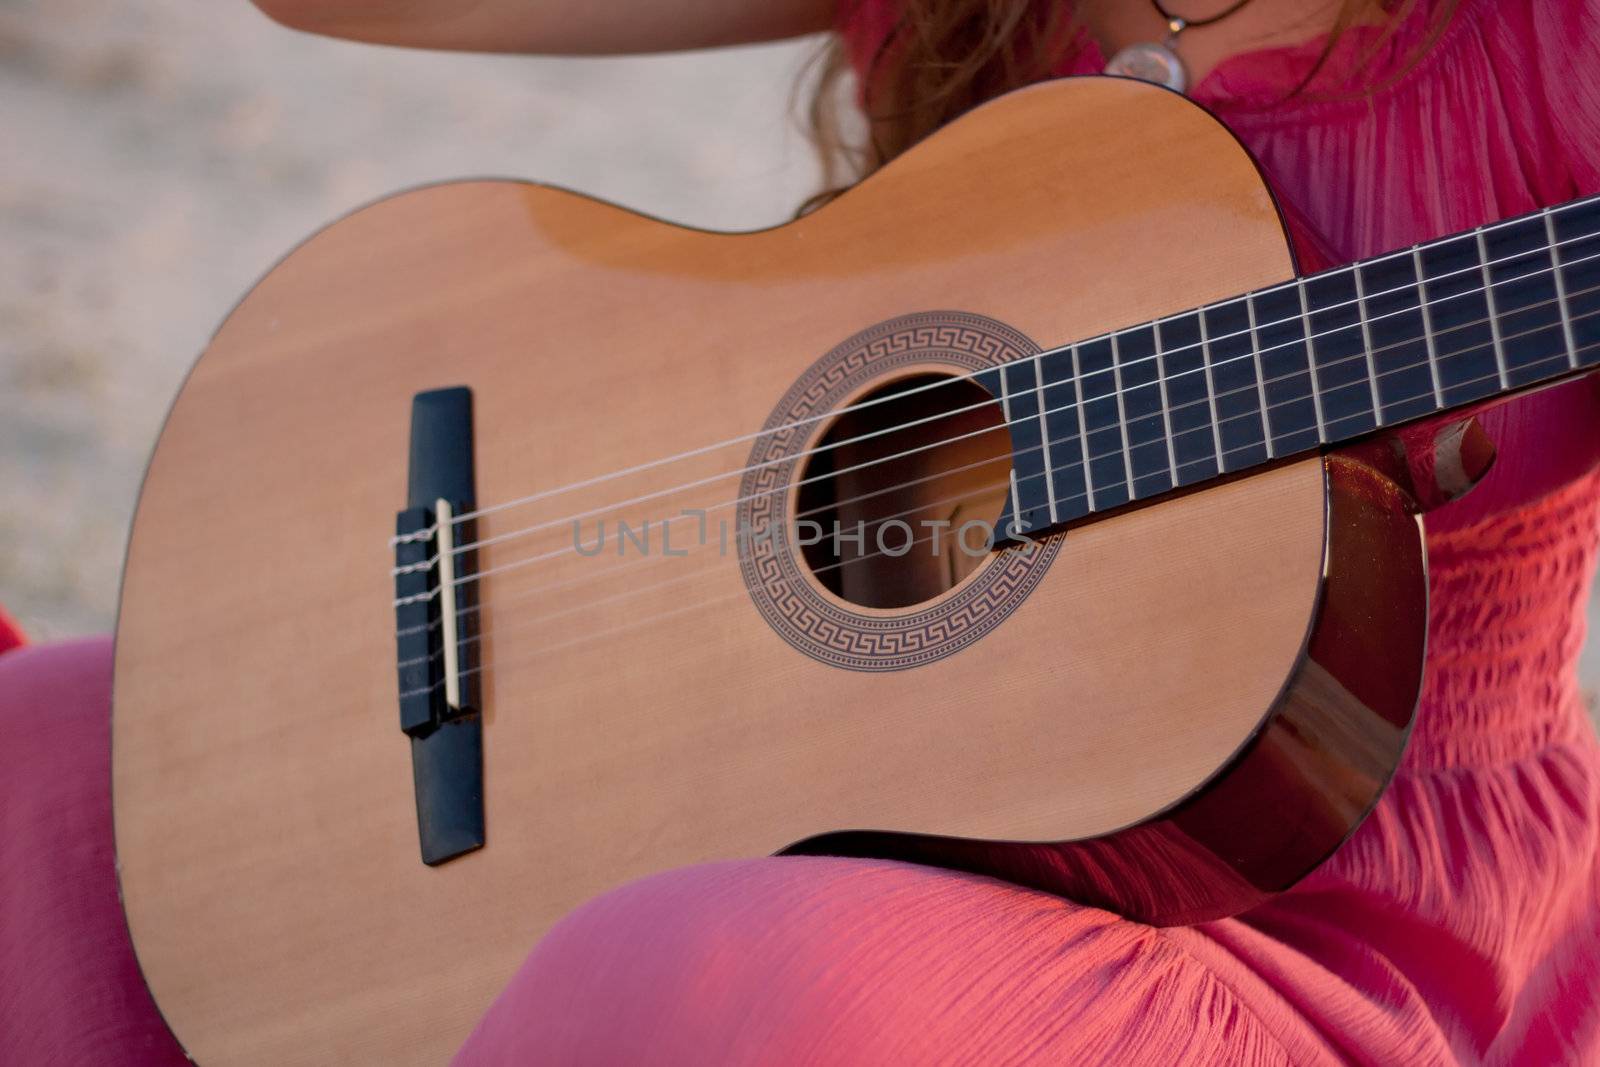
[
  {"x1": 737, "y1": 310, "x2": 1059, "y2": 672},
  {"x1": 796, "y1": 374, "x2": 1010, "y2": 609}
]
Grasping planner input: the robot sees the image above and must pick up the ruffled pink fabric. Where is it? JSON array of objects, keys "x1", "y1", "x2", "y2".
[{"x1": 457, "y1": 2, "x2": 1600, "y2": 1063}]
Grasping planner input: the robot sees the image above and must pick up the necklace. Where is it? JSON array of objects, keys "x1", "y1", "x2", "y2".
[{"x1": 1103, "y1": 0, "x2": 1258, "y2": 95}]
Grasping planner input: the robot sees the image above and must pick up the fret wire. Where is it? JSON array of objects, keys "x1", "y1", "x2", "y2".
[
  {"x1": 1109, "y1": 331, "x2": 1136, "y2": 497},
  {"x1": 1546, "y1": 209, "x2": 1581, "y2": 369},
  {"x1": 992, "y1": 363, "x2": 1030, "y2": 531},
  {"x1": 1351, "y1": 265, "x2": 1385, "y2": 425},
  {"x1": 996, "y1": 363, "x2": 1019, "y2": 528},
  {"x1": 1068, "y1": 342, "x2": 1098, "y2": 511},
  {"x1": 1199, "y1": 310, "x2": 1227, "y2": 472},
  {"x1": 1154, "y1": 320, "x2": 1181, "y2": 486},
  {"x1": 1411, "y1": 246, "x2": 1446, "y2": 410},
  {"x1": 1476, "y1": 228, "x2": 1512, "y2": 389},
  {"x1": 1296, "y1": 278, "x2": 1328, "y2": 443},
  {"x1": 1245, "y1": 295, "x2": 1275, "y2": 458},
  {"x1": 1007, "y1": 468, "x2": 1023, "y2": 535},
  {"x1": 1029, "y1": 353, "x2": 1061, "y2": 524}
]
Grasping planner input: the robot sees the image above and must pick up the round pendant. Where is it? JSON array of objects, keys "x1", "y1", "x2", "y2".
[{"x1": 1104, "y1": 41, "x2": 1189, "y2": 94}]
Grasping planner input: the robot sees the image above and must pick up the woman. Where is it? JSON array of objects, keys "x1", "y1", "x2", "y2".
[{"x1": 4, "y1": 1, "x2": 1598, "y2": 1063}]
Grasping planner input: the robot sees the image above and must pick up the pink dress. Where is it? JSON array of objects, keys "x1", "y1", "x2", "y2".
[{"x1": 2, "y1": 0, "x2": 1597, "y2": 1062}]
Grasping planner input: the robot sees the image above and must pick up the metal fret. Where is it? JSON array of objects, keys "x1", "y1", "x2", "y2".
[
  {"x1": 1547, "y1": 210, "x2": 1580, "y2": 370},
  {"x1": 1412, "y1": 246, "x2": 1445, "y2": 408},
  {"x1": 1155, "y1": 311, "x2": 1219, "y2": 486},
  {"x1": 1303, "y1": 269, "x2": 1378, "y2": 436},
  {"x1": 1007, "y1": 468, "x2": 1023, "y2": 535},
  {"x1": 1251, "y1": 286, "x2": 1320, "y2": 456},
  {"x1": 995, "y1": 364, "x2": 1017, "y2": 535},
  {"x1": 1476, "y1": 228, "x2": 1511, "y2": 390},
  {"x1": 1154, "y1": 319, "x2": 1180, "y2": 486},
  {"x1": 1201, "y1": 300, "x2": 1269, "y2": 474},
  {"x1": 1351, "y1": 264, "x2": 1384, "y2": 425},
  {"x1": 997, "y1": 361, "x2": 1013, "y2": 427},
  {"x1": 1112, "y1": 325, "x2": 1172, "y2": 500},
  {"x1": 1031, "y1": 353, "x2": 1060, "y2": 525},
  {"x1": 1109, "y1": 331, "x2": 1136, "y2": 499},
  {"x1": 1418, "y1": 233, "x2": 1500, "y2": 407},
  {"x1": 991, "y1": 357, "x2": 1050, "y2": 534},
  {"x1": 1073, "y1": 337, "x2": 1131, "y2": 509},
  {"x1": 1068, "y1": 342, "x2": 1098, "y2": 511},
  {"x1": 1245, "y1": 294, "x2": 1275, "y2": 459},
  {"x1": 1361, "y1": 253, "x2": 1435, "y2": 425},
  {"x1": 1296, "y1": 279, "x2": 1327, "y2": 442},
  {"x1": 1481, "y1": 213, "x2": 1569, "y2": 386},
  {"x1": 1038, "y1": 346, "x2": 1091, "y2": 523},
  {"x1": 1199, "y1": 310, "x2": 1226, "y2": 472}
]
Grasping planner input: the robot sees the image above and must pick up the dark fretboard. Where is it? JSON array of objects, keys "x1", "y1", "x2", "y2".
[{"x1": 986, "y1": 193, "x2": 1600, "y2": 538}]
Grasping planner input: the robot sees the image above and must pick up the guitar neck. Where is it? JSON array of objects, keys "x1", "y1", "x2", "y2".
[{"x1": 997, "y1": 193, "x2": 1600, "y2": 536}]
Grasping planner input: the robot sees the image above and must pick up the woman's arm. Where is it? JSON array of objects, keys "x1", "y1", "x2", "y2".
[{"x1": 249, "y1": 0, "x2": 835, "y2": 54}]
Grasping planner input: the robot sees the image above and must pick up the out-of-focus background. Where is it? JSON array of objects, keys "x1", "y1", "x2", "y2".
[{"x1": 1, "y1": 0, "x2": 1597, "y2": 705}]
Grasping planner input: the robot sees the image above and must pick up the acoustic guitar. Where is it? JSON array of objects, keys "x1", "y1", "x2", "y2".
[{"x1": 112, "y1": 75, "x2": 1600, "y2": 1063}]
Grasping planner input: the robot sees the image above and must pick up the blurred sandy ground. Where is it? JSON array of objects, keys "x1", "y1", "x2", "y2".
[{"x1": 1, "y1": 0, "x2": 1597, "y2": 707}]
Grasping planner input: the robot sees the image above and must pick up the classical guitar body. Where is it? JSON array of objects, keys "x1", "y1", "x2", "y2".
[{"x1": 114, "y1": 78, "x2": 1435, "y2": 1064}]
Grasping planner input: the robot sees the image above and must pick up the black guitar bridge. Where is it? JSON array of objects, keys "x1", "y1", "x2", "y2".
[{"x1": 393, "y1": 386, "x2": 485, "y2": 866}]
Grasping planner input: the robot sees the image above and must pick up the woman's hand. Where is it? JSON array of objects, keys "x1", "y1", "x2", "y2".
[{"x1": 249, "y1": 0, "x2": 834, "y2": 54}]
